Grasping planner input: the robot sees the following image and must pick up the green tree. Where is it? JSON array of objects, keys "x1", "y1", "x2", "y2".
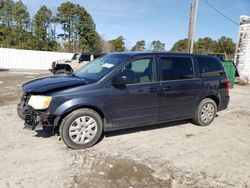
[
  {"x1": 195, "y1": 37, "x2": 216, "y2": 54},
  {"x1": 57, "y1": 2, "x2": 78, "y2": 51},
  {"x1": 12, "y1": 1, "x2": 30, "y2": 30},
  {"x1": 57, "y1": 2, "x2": 100, "y2": 52},
  {"x1": 214, "y1": 36, "x2": 236, "y2": 56},
  {"x1": 79, "y1": 30, "x2": 102, "y2": 52},
  {"x1": 0, "y1": 0, "x2": 15, "y2": 26},
  {"x1": 170, "y1": 38, "x2": 189, "y2": 52},
  {"x1": 0, "y1": 0, "x2": 32, "y2": 49},
  {"x1": 109, "y1": 36, "x2": 126, "y2": 52},
  {"x1": 34, "y1": 5, "x2": 52, "y2": 41},
  {"x1": 77, "y1": 5, "x2": 102, "y2": 52},
  {"x1": 131, "y1": 40, "x2": 146, "y2": 51},
  {"x1": 11, "y1": 1, "x2": 31, "y2": 49},
  {"x1": 150, "y1": 40, "x2": 165, "y2": 51},
  {"x1": 0, "y1": 25, "x2": 15, "y2": 47},
  {"x1": 33, "y1": 5, "x2": 57, "y2": 51}
]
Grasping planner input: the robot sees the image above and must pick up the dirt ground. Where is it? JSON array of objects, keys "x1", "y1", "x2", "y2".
[{"x1": 0, "y1": 71, "x2": 250, "y2": 188}]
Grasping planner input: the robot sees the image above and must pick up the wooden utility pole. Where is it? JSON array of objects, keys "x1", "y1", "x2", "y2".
[
  {"x1": 188, "y1": 0, "x2": 199, "y2": 53},
  {"x1": 188, "y1": 3, "x2": 195, "y2": 53}
]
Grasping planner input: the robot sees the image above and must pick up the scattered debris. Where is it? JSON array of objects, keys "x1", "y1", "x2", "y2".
[
  {"x1": 186, "y1": 133, "x2": 195, "y2": 137},
  {"x1": 133, "y1": 166, "x2": 138, "y2": 172},
  {"x1": 99, "y1": 161, "x2": 105, "y2": 165},
  {"x1": 98, "y1": 172, "x2": 105, "y2": 175}
]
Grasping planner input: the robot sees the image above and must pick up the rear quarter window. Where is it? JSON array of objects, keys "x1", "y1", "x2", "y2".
[{"x1": 196, "y1": 56, "x2": 224, "y2": 77}]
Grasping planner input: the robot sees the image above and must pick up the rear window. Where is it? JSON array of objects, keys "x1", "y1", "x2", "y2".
[
  {"x1": 159, "y1": 56, "x2": 194, "y2": 81},
  {"x1": 197, "y1": 56, "x2": 223, "y2": 77}
]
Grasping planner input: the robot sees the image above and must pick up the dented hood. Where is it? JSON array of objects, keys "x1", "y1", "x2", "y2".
[{"x1": 22, "y1": 75, "x2": 85, "y2": 93}]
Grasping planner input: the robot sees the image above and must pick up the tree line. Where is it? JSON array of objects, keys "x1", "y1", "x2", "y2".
[
  {"x1": 0, "y1": 0, "x2": 236, "y2": 57},
  {"x1": 0, "y1": 0, "x2": 126, "y2": 52},
  {"x1": 170, "y1": 37, "x2": 236, "y2": 59},
  {"x1": 132, "y1": 36, "x2": 236, "y2": 59}
]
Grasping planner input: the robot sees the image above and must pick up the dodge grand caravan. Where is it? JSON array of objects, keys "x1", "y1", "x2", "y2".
[{"x1": 17, "y1": 52, "x2": 230, "y2": 149}]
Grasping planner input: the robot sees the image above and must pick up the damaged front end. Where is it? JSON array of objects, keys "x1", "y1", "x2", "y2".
[
  {"x1": 17, "y1": 93, "x2": 57, "y2": 131},
  {"x1": 17, "y1": 74, "x2": 86, "y2": 131}
]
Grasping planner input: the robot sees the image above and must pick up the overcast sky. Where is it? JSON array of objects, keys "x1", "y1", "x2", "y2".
[{"x1": 21, "y1": 0, "x2": 250, "y2": 50}]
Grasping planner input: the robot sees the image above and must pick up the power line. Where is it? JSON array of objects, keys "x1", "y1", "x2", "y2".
[{"x1": 205, "y1": 0, "x2": 239, "y2": 26}]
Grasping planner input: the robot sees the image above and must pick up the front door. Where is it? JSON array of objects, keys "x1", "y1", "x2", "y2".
[{"x1": 110, "y1": 57, "x2": 160, "y2": 128}]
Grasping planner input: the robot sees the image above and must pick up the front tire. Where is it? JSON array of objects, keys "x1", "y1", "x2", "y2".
[
  {"x1": 193, "y1": 98, "x2": 217, "y2": 126},
  {"x1": 59, "y1": 109, "x2": 103, "y2": 149}
]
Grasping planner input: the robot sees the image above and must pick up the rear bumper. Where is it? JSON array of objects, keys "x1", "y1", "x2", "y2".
[{"x1": 219, "y1": 95, "x2": 230, "y2": 111}]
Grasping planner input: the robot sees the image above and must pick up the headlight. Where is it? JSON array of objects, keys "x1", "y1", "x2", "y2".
[{"x1": 28, "y1": 95, "x2": 52, "y2": 110}]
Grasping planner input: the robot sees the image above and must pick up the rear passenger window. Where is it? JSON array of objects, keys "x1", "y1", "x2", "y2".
[
  {"x1": 197, "y1": 56, "x2": 223, "y2": 77},
  {"x1": 159, "y1": 56, "x2": 194, "y2": 81}
]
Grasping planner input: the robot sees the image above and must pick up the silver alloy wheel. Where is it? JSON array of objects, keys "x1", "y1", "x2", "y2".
[
  {"x1": 69, "y1": 116, "x2": 98, "y2": 144},
  {"x1": 201, "y1": 103, "x2": 215, "y2": 123}
]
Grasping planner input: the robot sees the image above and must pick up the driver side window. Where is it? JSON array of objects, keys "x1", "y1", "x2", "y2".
[{"x1": 119, "y1": 58, "x2": 154, "y2": 84}]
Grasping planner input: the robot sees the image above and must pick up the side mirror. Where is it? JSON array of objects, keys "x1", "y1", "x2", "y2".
[{"x1": 112, "y1": 75, "x2": 128, "y2": 86}]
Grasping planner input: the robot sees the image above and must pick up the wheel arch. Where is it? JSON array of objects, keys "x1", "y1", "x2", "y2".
[
  {"x1": 55, "y1": 104, "x2": 106, "y2": 131},
  {"x1": 196, "y1": 92, "x2": 221, "y2": 111},
  {"x1": 205, "y1": 95, "x2": 220, "y2": 108}
]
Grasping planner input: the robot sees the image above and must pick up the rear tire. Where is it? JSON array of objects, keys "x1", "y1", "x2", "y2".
[
  {"x1": 192, "y1": 98, "x2": 217, "y2": 126},
  {"x1": 59, "y1": 109, "x2": 103, "y2": 149}
]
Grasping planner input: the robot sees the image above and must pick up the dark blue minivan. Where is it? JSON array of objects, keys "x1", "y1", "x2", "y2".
[{"x1": 17, "y1": 52, "x2": 230, "y2": 149}]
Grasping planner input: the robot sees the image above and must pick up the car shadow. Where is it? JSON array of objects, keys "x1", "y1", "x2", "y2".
[
  {"x1": 91, "y1": 119, "x2": 191, "y2": 145},
  {"x1": 32, "y1": 119, "x2": 195, "y2": 140},
  {"x1": 104, "y1": 119, "x2": 190, "y2": 138},
  {"x1": 23, "y1": 123, "x2": 54, "y2": 138},
  {"x1": 34, "y1": 129, "x2": 54, "y2": 138},
  {"x1": 33, "y1": 126, "x2": 56, "y2": 138}
]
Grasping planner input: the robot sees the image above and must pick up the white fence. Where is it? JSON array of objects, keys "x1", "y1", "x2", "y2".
[{"x1": 0, "y1": 48, "x2": 73, "y2": 70}]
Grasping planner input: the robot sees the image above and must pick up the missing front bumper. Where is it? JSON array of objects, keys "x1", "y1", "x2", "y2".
[{"x1": 17, "y1": 103, "x2": 56, "y2": 130}]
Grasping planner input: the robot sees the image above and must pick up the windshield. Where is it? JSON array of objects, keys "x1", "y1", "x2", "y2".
[
  {"x1": 74, "y1": 54, "x2": 129, "y2": 81},
  {"x1": 71, "y1": 53, "x2": 80, "y2": 60}
]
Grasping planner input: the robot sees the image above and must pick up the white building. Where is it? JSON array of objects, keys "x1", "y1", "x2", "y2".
[
  {"x1": 235, "y1": 15, "x2": 250, "y2": 83},
  {"x1": 0, "y1": 48, "x2": 73, "y2": 70}
]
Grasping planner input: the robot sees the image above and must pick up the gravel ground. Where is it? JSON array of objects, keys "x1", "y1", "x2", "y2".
[{"x1": 0, "y1": 71, "x2": 250, "y2": 188}]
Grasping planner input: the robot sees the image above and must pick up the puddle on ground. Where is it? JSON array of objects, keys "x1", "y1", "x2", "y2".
[{"x1": 68, "y1": 156, "x2": 172, "y2": 188}]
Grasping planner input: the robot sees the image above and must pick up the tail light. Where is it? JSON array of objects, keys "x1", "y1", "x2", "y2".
[{"x1": 226, "y1": 80, "x2": 230, "y2": 95}]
